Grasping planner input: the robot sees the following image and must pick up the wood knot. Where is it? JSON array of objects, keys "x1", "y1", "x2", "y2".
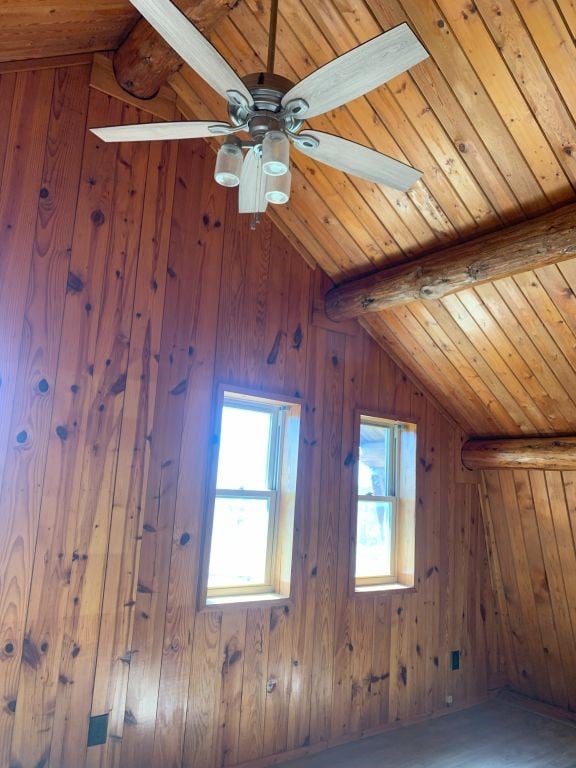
[
  {"x1": 91, "y1": 209, "x2": 105, "y2": 226},
  {"x1": 67, "y1": 272, "x2": 84, "y2": 294}
]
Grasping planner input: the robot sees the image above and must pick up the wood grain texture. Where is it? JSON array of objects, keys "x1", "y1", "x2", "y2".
[
  {"x1": 90, "y1": 52, "x2": 177, "y2": 123},
  {"x1": 87, "y1": 121, "x2": 179, "y2": 768},
  {"x1": 113, "y1": 0, "x2": 576, "y2": 441},
  {"x1": 0, "y1": 64, "x2": 89, "y2": 768},
  {"x1": 480, "y1": 468, "x2": 576, "y2": 710},
  {"x1": 1, "y1": 2, "x2": 576, "y2": 448},
  {"x1": 463, "y1": 437, "x2": 576, "y2": 471},
  {"x1": 325, "y1": 204, "x2": 576, "y2": 319},
  {"x1": 0, "y1": 61, "x2": 500, "y2": 768},
  {"x1": 0, "y1": 2, "x2": 137, "y2": 63}
]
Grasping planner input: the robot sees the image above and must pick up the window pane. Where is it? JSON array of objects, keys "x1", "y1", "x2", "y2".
[
  {"x1": 355, "y1": 500, "x2": 393, "y2": 578},
  {"x1": 358, "y1": 423, "x2": 393, "y2": 496},
  {"x1": 208, "y1": 497, "x2": 270, "y2": 587},
  {"x1": 217, "y1": 405, "x2": 273, "y2": 490}
]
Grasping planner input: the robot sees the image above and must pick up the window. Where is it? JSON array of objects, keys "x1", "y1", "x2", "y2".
[
  {"x1": 200, "y1": 388, "x2": 301, "y2": 607},
  {"x1": 353, "y1": 414, "x2": 417, "y2": 593}
]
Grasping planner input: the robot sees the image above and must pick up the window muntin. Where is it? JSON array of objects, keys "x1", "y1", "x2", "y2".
[
  {"x1": 203, "y1": 390, "x2": 300, "y2": 605},
  {"x1": 354, "y1": 415, "x2": 416, "y2": 592}
]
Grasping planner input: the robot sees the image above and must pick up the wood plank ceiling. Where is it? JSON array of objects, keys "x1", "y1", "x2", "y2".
[
  {"x1": 2, "y1": 0, "x2": 576, "y2": 437},
  {"x1": 0, "y1": 2, "x2": 138, "y2": 62}
]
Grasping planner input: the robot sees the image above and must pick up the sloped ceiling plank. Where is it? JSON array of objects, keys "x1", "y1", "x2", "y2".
[
  {"x1": 371, "y1": 0, "x2": 566, "y2": 213},
  {"x1": 435, "y1": 0, "x2": 574, "y2": 202},
  {"x1": 475, "y1": 0, "x2": 576, "y2": 189},
  {"x1": 0, "y1": 2, "x2": 138, "y2": 62}
]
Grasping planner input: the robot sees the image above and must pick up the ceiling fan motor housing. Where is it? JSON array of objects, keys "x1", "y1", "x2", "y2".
[{"x1": 228, "y1": 72, "x2": 304, "y2": 141}]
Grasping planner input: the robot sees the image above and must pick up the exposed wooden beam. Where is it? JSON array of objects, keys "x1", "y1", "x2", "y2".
[
  {"x1": 325, "y1": 204, "x2": 576, "y2": 321},
  {"x1": 462, "y1": 436, "x2": 576, "y2": 471},
  {"x1": 91, "y1": 53, "x2": 177, "y2": 122},
  {"x1": 113, "y1": 0, "x2": 240, "y2": 99}
]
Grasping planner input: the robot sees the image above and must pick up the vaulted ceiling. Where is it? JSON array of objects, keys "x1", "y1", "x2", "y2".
[{"x1": 2, "y1": 0, "x2": 575, "y2": 437}]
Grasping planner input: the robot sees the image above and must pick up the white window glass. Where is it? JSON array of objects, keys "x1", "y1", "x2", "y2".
[
  {"x1": 358, "y1": 423, "x2": 393, "y2": 496},
  {"x1": 356, "y1": 500, "x2": 393, "y2": 578},
  {"x1": 208, "y1": 497, "x2": 270, "y2": 587},
  {"x1": 216, "y1": 405, "x2": 273, "y2": 491}
]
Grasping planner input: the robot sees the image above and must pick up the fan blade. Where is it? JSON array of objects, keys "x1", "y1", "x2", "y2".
[
  {"x1": 293, "y1": 131, "x2": 421, "y2": 191},
  {"x1": 281, "y1": 23, "x2": 427, "y2": 119},
  {"x1": 90, "y1": 121, "x2": 242, "y2": 143},
  {"x1": 130, "y1": 0, "x2": 253, "y2": 107},
  {"x1": 239, "y1": 149, "x2": 268, "y2": 214}
]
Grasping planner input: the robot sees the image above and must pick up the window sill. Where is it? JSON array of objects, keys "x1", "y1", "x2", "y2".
[
  {"x1": 201, "y1": 592, "x2": 291, "y2": 611},
  {"x1": 354, "y1": 582, "x2": 415, "y2": 596}
]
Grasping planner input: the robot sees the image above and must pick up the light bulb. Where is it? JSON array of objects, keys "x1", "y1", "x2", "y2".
[
  {"x1": 265, "y1": 170, "x2": 291, "y2": 205},
  {"x1": 214, "y1": 143, "x2": 243, "y2": 187},
  {"x1": 262, "y1": 131, "x2": 289, "y2": 176}
]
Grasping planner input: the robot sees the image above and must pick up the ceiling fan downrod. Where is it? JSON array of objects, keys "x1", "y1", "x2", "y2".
[{"x1": 267, "y1": 0, "x2": 279, "y2": 74}]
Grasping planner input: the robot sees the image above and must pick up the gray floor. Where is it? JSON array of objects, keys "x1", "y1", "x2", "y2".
[{"x1": 283, "y1": 699, "x2": 576, "y2": 767}]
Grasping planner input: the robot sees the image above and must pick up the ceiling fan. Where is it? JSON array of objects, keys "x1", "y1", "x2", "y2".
[{"x1": 91, "y1": 0, "x2": 429, "y2": 221}]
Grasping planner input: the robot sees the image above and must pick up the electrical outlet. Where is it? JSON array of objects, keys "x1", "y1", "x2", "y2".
[
  {"x1": 446, "y1": 695, "x2": 453, "y2": 705},
  {"x1": 87, "y1": 713, "x2": 109, "y2": 747}
]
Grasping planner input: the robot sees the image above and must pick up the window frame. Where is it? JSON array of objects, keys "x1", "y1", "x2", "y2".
[
  {"x1": 355, "y1": 417, "x2": 400, "y2": 587},
  {"x1": 198, "y1": 384, "x2": 302, "y2": 610},
  {"x1": 350, "y1": 409, "x2": 418, "y2": 596}
]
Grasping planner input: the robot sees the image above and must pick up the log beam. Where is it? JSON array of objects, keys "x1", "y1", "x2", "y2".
[
  {"x1": 114, "y1": 0, "x2": 240, "y2": 99},
  {"x1": 325, "y1": 204, "x2": 576, "y2": 321},
  {"x1": 462, "y1": 436, "x2": 576, "y2": 471}
]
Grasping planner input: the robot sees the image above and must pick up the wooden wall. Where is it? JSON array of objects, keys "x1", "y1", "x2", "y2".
[
  {"x1": 0, "y1": 62, "x2": 499, "y2": 768},
  {"x1": 481, "y1": 469, "x2": 576, "y2": 711}
]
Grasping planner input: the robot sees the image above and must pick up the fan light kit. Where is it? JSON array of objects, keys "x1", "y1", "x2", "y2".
[{"x1": 91, "y1": 0, "x2": 429, "y2": 226}]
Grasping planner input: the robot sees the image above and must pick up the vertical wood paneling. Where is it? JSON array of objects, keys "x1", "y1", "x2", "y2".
[
  {"x1": 0, "y1": 73, "x2": 16, "y2": 181},
  {"x1": 237, "y1": 608, "x2": 269, "y2": 764},
  {"x1": 183, "y1": 611, "x2": 223, "y2": 768},
  {"x1": 86, "y1": 131, "x2": 179, "y2": 768},
  {"x1": 0, "y1": 68, "x2": 54, "y2": 509},
  {"x1": 0, "y1": 62, "x2": 499, "y2": 768},
  {"x1": 0, "y1": 64, "x2": 88, "y2": 768},
  {"x1": 151, "y1": 143, "x2": 227, "y2": 768},
  {"x1": 481, "y1": 468, "x2": 576, "y2": 711},
  {"x1": 309, "y1": 331, "x2": 345, "y2": 746},
  {"x1": 120, "y1": 140, "x2": 224, "y2": 768},
  {"x1": 11, "y1": 90, "x2": 150, "y2": 767},
  {"x1": 51, "y1": 100, "x2": 151, "y2": 768}
]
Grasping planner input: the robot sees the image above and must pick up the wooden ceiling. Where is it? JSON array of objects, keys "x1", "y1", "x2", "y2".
[
  {"x1": 0, "y1": 2, "x2": 137, "y2": 62},
  {"x1": 3, "y1": 0, "x2": 576, "y2": 438}
]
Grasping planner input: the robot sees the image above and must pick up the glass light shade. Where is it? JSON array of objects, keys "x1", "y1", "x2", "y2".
[
  {"x1": 262, "y1": 131, "x2": 289, "y2": 176},
  {"x1": 265, "y1": 170, "x2": 291, "y2": 205},
  {"x1": 214, "y1": 143, "x2": 243, "y2": 187}
]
